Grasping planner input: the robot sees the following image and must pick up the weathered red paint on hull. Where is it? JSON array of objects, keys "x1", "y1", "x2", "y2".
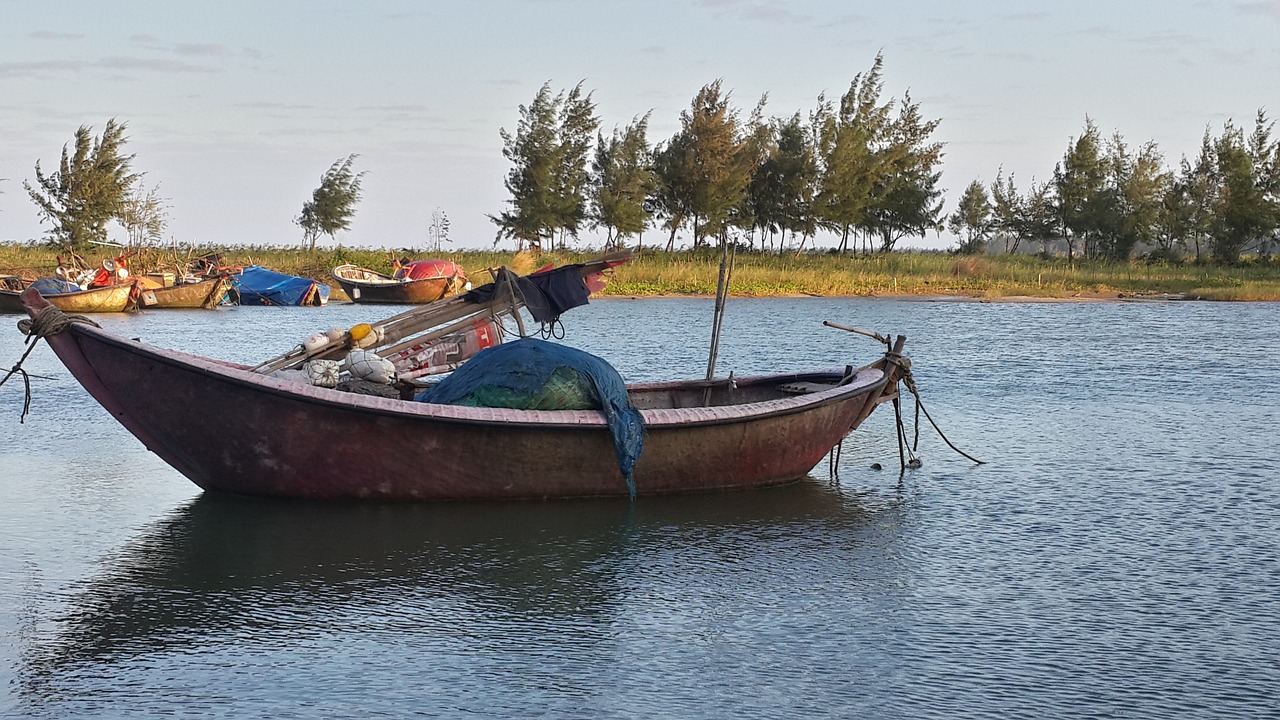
[{"x1": 23, "y1": 289, "x2": 892, "y2": 501}]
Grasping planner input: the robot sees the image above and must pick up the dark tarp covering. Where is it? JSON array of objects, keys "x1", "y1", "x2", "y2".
[
  {"x1": 233, "y1": 266, "x2": 330, "y2": 306},
  {"x1": 463, "y1": 265, "x2": 591, "y2": 324},
  {"x1": 415, "y1": 338, "x2": 644, "y2": 496}
]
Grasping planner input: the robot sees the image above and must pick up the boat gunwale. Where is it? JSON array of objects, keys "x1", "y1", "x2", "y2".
[
  {"x1": 1, "y1": 281, "x2": 138, "y2": 313},
  {"x1": 331, "y1": 264, "x2": 458, "y2": 287},
  {"x1": 60, "y1": 317, "x2": 888, "y2": 430}
]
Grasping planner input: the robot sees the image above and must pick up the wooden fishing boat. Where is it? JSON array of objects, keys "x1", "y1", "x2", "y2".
[
  {"x1": 138, "y1": 275, "x2": 233, "y2": 309},
  {"x1": 14, "y1": 253, "x2": 906, "y2": 501},
  {"x1": 331, "y1": 261, "x2": 468, "y2": 304},
  {"x1": 232, "y1": 266, "x2": 330, "y2": 306},
  {"x1": 0, "y1": 278, "x2": 137, "y2": 314}
]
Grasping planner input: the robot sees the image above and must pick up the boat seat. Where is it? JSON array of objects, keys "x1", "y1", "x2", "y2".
[{"x1": 778, "y1": 381, "x2": 838, "y2": 395}]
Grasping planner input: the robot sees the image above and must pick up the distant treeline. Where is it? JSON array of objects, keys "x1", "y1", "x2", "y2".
[
  {"x1": 495, "y1": 54, "x2": 945, "y2": 257},
  {"x1": 949, "y1": 114, "x2": 1280, "y2": 264},
  {"x1": 495, "y1": 58, "x2": 1278, "y2": 265}
]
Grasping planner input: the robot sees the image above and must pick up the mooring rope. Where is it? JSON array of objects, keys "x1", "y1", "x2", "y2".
[
  {"x1": 1, "y1": 304, "x2": 100, "y2": 423},
  {"x1": 883, "y1": 351, "x2": 985, "y2": 467},
  {"x1": 823, "y1": 322, "x2": 985, "y2": 476}
]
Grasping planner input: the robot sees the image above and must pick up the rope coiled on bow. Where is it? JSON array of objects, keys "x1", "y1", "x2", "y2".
[{"x1": 2, "y1": 305, "x2": 100, "y2": 423}]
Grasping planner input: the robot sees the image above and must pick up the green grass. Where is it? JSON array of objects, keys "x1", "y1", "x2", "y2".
[{"x1": 4, "y1": 241, "x2": 1280, "y2": 301}]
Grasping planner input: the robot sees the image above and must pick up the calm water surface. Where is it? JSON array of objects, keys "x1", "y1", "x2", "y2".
[{"x1": 1, "y1": 297, "x2": 1278, "y2": 718}]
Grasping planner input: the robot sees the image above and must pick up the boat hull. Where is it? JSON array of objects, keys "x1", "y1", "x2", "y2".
[
  {"x1": 22, "y1": 289, "x2": 893, "y2": 501},
  {"x1": 0, "y1": 282, "x2": 136, "y2": 313},
  {"x1": 141, "y1": 276, "x2": 231, "y2": 309},
  {"x1": 233, "y1": 266, "x2": 329, "y2": 306},
  {"x1": 331, "y1": 265, "x2": 463, "y2": 304}
]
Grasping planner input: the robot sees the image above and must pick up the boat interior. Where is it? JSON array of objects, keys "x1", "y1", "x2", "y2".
[{"x1": 626, "y1": 368, "x2": 864, "y2": 410}]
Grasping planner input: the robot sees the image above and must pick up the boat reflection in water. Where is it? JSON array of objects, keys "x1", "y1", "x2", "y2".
[{"x1": 17, "y1": 481, "x2": 904, "y2": 688}]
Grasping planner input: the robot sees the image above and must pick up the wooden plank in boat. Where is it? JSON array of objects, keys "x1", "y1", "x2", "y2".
[{"x1": 778, "y1": 381, "x2": 838, "y2": 395}]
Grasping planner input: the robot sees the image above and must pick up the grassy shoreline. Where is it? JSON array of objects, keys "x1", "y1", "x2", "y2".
[{"x1": 3, "y1": 243, "x2": 1280, "y2": 302}]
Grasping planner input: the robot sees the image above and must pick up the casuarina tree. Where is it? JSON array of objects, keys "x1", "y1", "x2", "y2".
[
  {"x1": 297, "y1": 155, "x2": 365, "y2": 251},
  {"x1": 25, "y1": 119, "x2": 140, "y2": 251}
]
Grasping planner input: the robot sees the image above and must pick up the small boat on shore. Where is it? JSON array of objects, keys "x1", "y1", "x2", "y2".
[
  {"x1": 0, "y1": 276, "x2": 137, "y2": 314},
  {"x1": 138, "y1": 275, "x2": 233, "y2": 310},
  {"x1": 331, "y1": 260, "x2": 469, "y2": 304},
  {"x1": 13, "y1": 252, "x2": 908, "y2": 501},
  {"x1": 232, "y1": 266, "x2": 330, "y2": 306}
]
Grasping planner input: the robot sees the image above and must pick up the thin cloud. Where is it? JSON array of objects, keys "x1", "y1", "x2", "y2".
[
  {"x1": 129, "y1": 35, "x2": 258, "y2": 60},
  {"x1": 99, "y1": 56, "x2": 217, "y2": 73},
  {"x1": 1004, "y1": 12, "x2": 1052, "y2": 22},
  {"x1": 234, "y1": 101, "x2": 320, "y2": 111},
  {"x1": 695, "y1": 0, "x2": 809, "y2": 25},
  {"x1": 354, "y1": 104, "x2": 432, "y2": 112},
  {"x1": 28, "y1": 31, "x2": 82, "y2": 41},
  {"x1": 173, "y1": 43, "x2": 233, "y2": 57},
  {"x1": 1233, "y1": 1, "x2": 1280, "y2": 18},
  {"x1": 819, "y1": 14, "x2": 868, "y2": 29},
  {"x1": 0, "y1": 60, "x2": 86, "y2": 78}
]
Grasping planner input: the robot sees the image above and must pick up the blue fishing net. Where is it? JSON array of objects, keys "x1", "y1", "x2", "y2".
[{"x1": 416, "y1": 338, "x2": 644, "y2": 497}]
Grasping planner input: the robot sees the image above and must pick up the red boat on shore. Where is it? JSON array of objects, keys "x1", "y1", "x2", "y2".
[{"x1": 331, "y1": 260, "x2": 469, "y2": 304}]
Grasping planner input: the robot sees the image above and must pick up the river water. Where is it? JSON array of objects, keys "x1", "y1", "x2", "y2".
[{"x1": 1, "y1": 297, "x2": 1277, "y2": 719}]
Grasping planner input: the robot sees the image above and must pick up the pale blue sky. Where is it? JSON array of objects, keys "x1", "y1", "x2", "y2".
[{"x1": 1, "y1": 0, "x2": 1277, "y2": 251}]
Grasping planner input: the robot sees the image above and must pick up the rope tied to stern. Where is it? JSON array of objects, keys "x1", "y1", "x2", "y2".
[{"x1": 2, "y1": 304, "x2": 100, "y2": 423}]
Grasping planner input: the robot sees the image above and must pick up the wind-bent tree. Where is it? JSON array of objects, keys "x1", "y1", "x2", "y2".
[
  {"x1": 493, "y1": 83, "x2": 557, "y2": 250},
  {"x1": 1205, "y1": 113, "x2": 1280, "y2": 263},
  {"x1": 988, "y1": 169, "x2": 1024, "y2": 253},
  {"x1": 728, "y1": 99, "x2": 771, "y2": 248},
  {"x1": 297, "y1": 155, "x2": 365, "y2": 251},
  {"x1": 748, "y1": 113, "x2": 816, "y2": 252},
  {"x1": 812, "y1": 55, "x2": 893, "y2": 255},
  {"x1": 1020, "y1": 180, "x2": 1060, "y2": 255},
  {"x1": 1183, "y1": 132, "x2": 1219, "y2": 262},
  {"x1": 1245, "y1": 110, "x2": 1280, "y2": 257},
  {"x1": 1053, "y1": 119, "x2": 1105, "y2": 264},
  {"x1": 117, "y1": 183, "x2": 168, "y2": 246},
  {"x1": 865, "y1": 91, "x2": 945, "y2": 253},
  {"x1": 651, "y1": 129, "x2": 697, "y2": 251},
  {"x1": 947, "y1": 180, "x2": 991, "y2": 254},
  {"x1": 988, "y1": 169, "x2": 1055, "y2": 255},
  {"x1": 548, "y1": 83, "x2": 599, "y2": 249},
  {"x1": 590, "y1": 113, "x2": 655, "y2": 249},
  {"x1": 1106, "y1": 137, "x2": 1168, "y2": 260},
  {"x1": 25, "y1": 119, "x2": 140, "y2": 251},
  {"x1": 1154, "y1": 165, "x2": 1197, "y2": 259},
  {"x1": 492, "y1": 82, "x2": 600, "y2": 251},
  {"x1": 655, "y1": 81, "x2": 755, "y2": 249}
]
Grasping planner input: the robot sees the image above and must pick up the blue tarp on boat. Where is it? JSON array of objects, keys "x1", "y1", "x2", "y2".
[
  {"x1": 416, "y1": 338, "x2": 645, "y2": 497},
  {"x1": 232, "y1": 266, "x2": 330, "y2": 306},
  {"x1": 28, "y1": 278, "x2": 82, "y2": 294}
]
